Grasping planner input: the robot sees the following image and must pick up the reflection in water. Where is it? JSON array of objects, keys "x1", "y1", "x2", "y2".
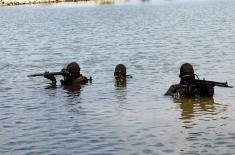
[
  {"x1": 115, "y1": 79, "x2": 127, "y2": 99},
  {"x1": 175, "y1": 97, "x2": 216, "y2": 120},
  {"x1": 174, "y1": 97, "x2": 227, "y2": 130},
  {"x1": 114, "y1": 80, "x2": 128, "y2": 109},
  {"x1": 179, "y1": 98, "x2": 216, "y2": 119},
  {"x1": 45, "y1": 84, "x2": 57, "y2": 90},
  {"x1": 174, "y1": 97, "x2": 232, "y2": 154},
  {"x1": 115, "y1": 80, "x2": 127, "y2": 88},
  {"x1": 174, "y1": 97, "x2": 221, "y2": 129},
  {"x1": 114, "y1": 78, "x2": 127, "y2": 108},
  {"x1": 63, "y1": 83, "x2": 81, "y2": 96},
  {"x1": 63, "y1": 83, "x2": 84, "y2": 116},
  {"x1": 1, "y1": 1, "x2": 235, "y2": 154},
  {"x1": 44, "y1": 83, "x2": 82, "y2": 96}
]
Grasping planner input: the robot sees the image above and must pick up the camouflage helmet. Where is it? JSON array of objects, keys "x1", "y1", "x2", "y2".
[
  {"x1": 179, "y1": 63, "x2": 194, "y2": 78},
  {"x1": 114, "y1": 64, "x2": 126, "y2": 76},
  {"x1": 66, "y1": 62, "x2": 80, "y2": 79}
]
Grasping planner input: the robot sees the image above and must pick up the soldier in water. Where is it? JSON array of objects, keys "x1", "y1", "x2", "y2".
[
  {"x1": 165, "y1": 63, "x2": 215, "y2": 97},
  {"x1": 44, "y1": 62, "x2": 89, "y2": 86},
  {"x1": 114, "y1": 64, "x2": 132, "y2": 87}
]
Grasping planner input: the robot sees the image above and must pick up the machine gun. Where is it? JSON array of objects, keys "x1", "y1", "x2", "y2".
[
  {"x1": 181, "y1": 74, "x2": 233, "y2": 88},
  {"x1": 194, "y1": 79, "x2": 233, "y2": 88},
  {"x1": 176, "y1": 75, "x2": 233, "y2": 97}
]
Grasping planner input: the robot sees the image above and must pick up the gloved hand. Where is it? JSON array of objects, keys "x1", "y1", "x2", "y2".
[
  {"x1": 61, "y1": 68, "x2": 69, "y2": 74},
  {"x1": 61, "y1": 68, "x2": 71, "y2": 80},
  {"x1": 44, "y1": 71, "x2": 56, "y2": 84}
]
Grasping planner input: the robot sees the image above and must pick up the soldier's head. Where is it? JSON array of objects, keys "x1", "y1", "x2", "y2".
[
  {"x1": 66, "y1": 62, "x2": 80, "y2": 79},
  {"x1": 179, "y1": 63, "x2": 195, "y2": 84},
  {"x1": 114, "y1": 64, "x2": 126, "y2": 80}
]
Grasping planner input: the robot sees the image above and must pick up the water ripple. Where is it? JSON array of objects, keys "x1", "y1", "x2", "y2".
[{"x1": 1, "y1": 1, "x2": 235, "y2": 154}]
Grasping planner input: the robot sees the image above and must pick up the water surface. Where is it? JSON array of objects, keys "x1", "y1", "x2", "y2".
[{"x1": 1, "y1": 0, "x2": 235, "y2": 154}]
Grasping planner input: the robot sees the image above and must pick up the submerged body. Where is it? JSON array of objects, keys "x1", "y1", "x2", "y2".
[
  {"x1": 165, "y1": 63, "x2": 232, "y2": 98},
  {"x1": 165, "y1": 63, "x2": 214, "y2": 98},
  {"x1": 165, "y1": 83, "x2": 214, "y2": 97}
]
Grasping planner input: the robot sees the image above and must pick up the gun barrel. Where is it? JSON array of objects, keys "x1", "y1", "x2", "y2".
[
  {"x1": 195, "y1": 79, "x2": 233, "y2": 88},
  {"x1": 28, "y1": 72, "x2": 66, "y2": 77}
]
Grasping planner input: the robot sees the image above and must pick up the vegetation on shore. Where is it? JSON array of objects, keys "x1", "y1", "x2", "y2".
[{"x1": 0, "y1": 0, "x2": 118, "y2": 6}]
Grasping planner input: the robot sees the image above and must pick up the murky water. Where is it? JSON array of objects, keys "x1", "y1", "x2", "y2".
[{"x1": 1, "y1": 0, "x2": 235, "y2": 154}]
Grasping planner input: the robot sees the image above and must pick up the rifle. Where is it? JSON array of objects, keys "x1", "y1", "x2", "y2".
[
  {"x1": 28, "y1": 71, "x2": 92, "y2": 83},
  {"x1": 194, "y1": 79, "x2": 233, "y2": 88},
  {"x1": 27, "y1": 72, "x2": 68, "y2": 77},
  {"x1": 181, "y1": 74, "x2": 233, "y2": 88}
]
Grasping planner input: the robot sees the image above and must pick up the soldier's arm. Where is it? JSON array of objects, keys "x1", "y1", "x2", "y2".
[
  {"x1": 165, "y1": 84, "x2": 180, "y2": 96},
  {"x1": 43, "y1": 72, "x2": 56, "y2": 85}
]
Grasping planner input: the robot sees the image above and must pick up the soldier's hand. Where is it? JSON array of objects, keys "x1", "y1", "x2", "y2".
[
  {"x1": 61, "y1": 68, "x2": 68, "y2": 74},
  {"x1": 43, "y1": 71, "x2": 56, "y2": 83},
  {"x1": 61, "y1": 68, "x2": 71, "y2": 79}
]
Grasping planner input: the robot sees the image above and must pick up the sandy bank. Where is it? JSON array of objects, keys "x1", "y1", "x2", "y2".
[{"x1": 0, "y1": 0, "x2": 122, "y2": 6}]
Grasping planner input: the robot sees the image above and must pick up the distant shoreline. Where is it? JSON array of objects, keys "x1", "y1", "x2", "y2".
[{"x1": 0, "y1": 0, "x2": 123, "y2": 6}]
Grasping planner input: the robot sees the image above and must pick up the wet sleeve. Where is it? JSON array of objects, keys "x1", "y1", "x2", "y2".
[
  {"x1": 164, "y1": 84, "x2": 179, "y2": 96},
  {"x1": 165, "y1": 85, "x2": 174, "y2": 96}
]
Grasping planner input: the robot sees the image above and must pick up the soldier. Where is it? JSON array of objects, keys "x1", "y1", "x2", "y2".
[
  {"x1": 165, "y1": 63, "x2": 214, "y2": 97},
  {"x1": 114, "y1": 64, "x2": 127, "y2": 87},
  {"x1": 114, "y1": 64, "x2": 133, "y2": 87},
  {"x1": 114, "y1": 64, "x2": 127, "y2": 81},
  {"x1": 44, "y1": 62, "x2": 89, "y2": 85}
]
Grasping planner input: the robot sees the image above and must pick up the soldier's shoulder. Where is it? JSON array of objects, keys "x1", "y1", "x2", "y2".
[
  {"x1": 74, "y1": 75, "x2": 88, "y2": 84},
  {"x1": 165, "y1": 84, "x2": 181, "y2": 96}
]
